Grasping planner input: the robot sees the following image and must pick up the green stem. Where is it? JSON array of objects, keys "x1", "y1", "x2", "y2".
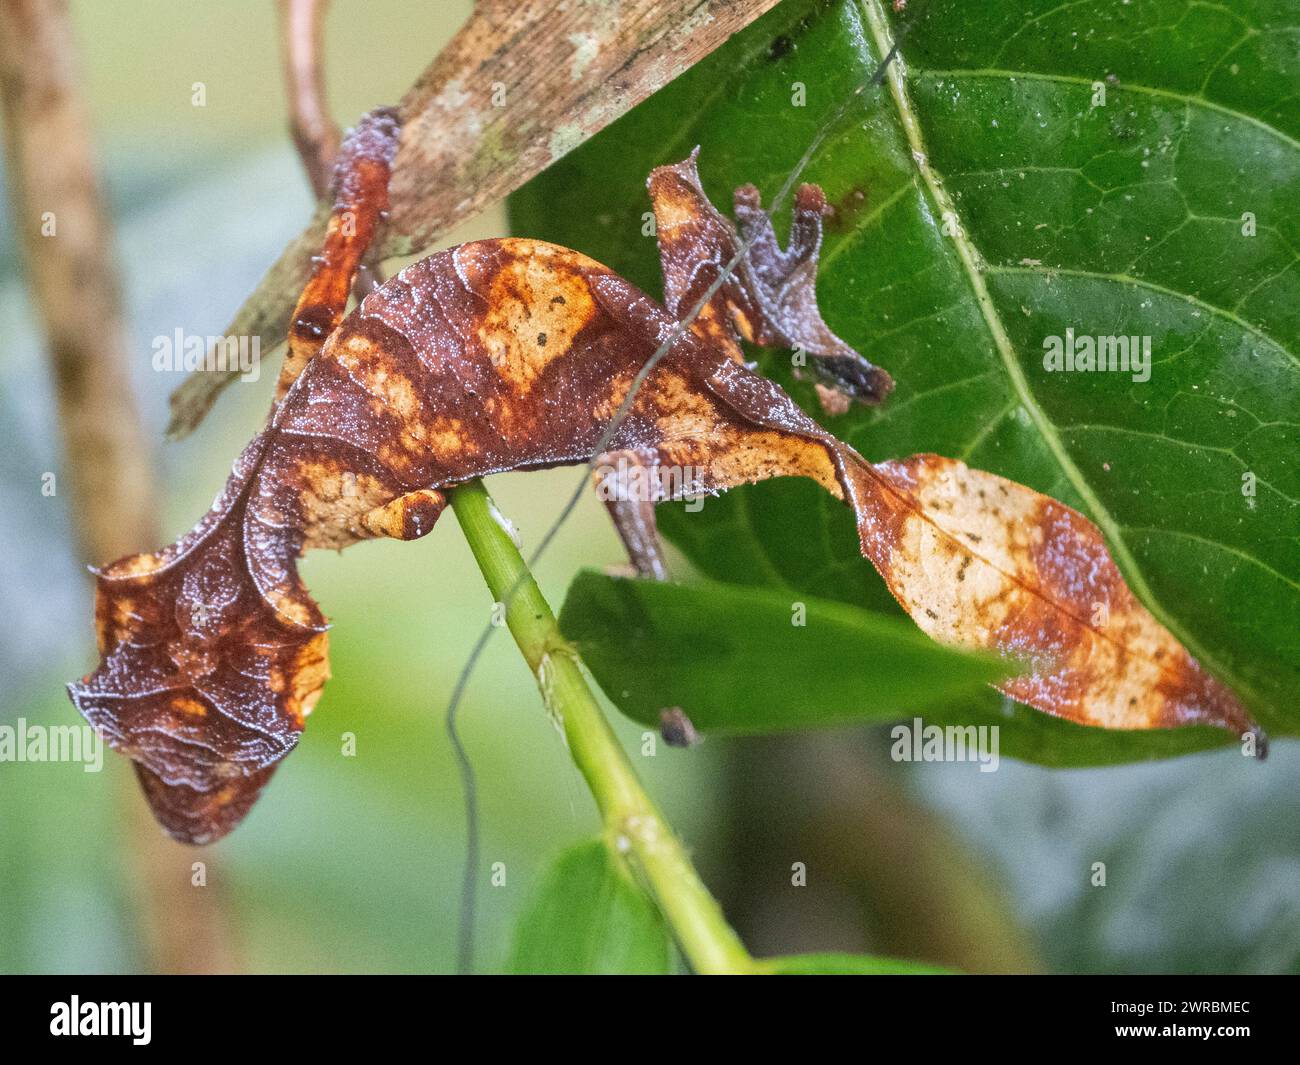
[{"x1": 449, "y1": 479, "x2": 755, "y2": 975}]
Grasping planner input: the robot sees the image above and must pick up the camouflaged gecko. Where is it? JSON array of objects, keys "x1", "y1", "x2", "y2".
[{"x1": 69, "y1": 110, "x2": 1256, "y2": 844}]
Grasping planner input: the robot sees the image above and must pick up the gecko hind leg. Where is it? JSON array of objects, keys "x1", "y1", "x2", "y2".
[
  {"x1": 592, "y1": 449, "x2": 670, "y2": 581},
  {"x1": 276, "y1": 107, "x2": 401, "y2": 399}
]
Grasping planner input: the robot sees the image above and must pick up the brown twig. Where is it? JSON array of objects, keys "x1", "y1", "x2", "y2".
[
  {"x1": 166, "y1": 0, "x2": 783, "y2": 438},
  {"x1": 278, "y1": 0, "x2": 340, "y2": 199},
  {"x1": 277, "y1": 0, "x2": 385, "y2": 308},
  {"x1": 0, "y1": 0, "x2": 239, "y2": 974}
]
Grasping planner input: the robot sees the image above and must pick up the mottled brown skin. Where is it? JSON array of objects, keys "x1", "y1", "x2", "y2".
[{"x1": 69, "y1": 113, "x2": 1256, "y2": 844}]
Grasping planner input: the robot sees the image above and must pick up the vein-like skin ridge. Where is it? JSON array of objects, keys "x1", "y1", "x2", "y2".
[{"x1": 67, "y1": 128, "x2": 1255, "y2": 844}]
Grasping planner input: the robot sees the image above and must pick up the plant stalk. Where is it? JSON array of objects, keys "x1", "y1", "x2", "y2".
[{"x1": 449, "y1": 479, "x2": 755, "y2": 975}]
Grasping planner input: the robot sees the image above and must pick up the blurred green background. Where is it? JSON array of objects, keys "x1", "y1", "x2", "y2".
[{"x1": 0, "y1": 1, "x2": 1296, "y2": 974}]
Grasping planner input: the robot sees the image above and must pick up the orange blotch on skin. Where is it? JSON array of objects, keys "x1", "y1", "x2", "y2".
[
  {"x1": 285, "y1": 631, "x2": 330, "y2": 728},
  {"x1": 289, "y1": 458, "x2": 394, "y2": 550},
  {"x1": 171, "y1": 696, "x2": 208, "y2": 718},
  {"x1": 474, "y1": 240, "x2": 599, "y2": 392},
  {"x1": 102, "y1": 551, "x2": 168, "y2": 581},
  {"x1": 333, "y1": 333, "x2": 423, "y2": 421},
  {"x1": 358, "y1": 488, "x2": 445, "y2": 541}
]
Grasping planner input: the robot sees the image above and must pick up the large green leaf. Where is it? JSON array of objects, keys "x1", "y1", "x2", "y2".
[
  {"x1": 511, "y1": 0, "x2": 1299, "y2": 741},
  {"x1": 560, "y1": 571, "x2": 1235, "y2": 766},
  {"x1": 560, "y1": 570, "x2": 1008, "y2": 727},
  {"x1": 508, "y1": 839, "x2": 672, "y2": 974}
]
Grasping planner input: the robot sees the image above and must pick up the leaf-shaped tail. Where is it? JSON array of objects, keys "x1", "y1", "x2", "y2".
[{"x1": 66, "y1": 434, "x2": 330, "y2": 844}]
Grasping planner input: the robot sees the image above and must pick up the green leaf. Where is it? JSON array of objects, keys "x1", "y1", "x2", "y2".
[
  {"x1": 508, "y1": 839, "x2": 672, "y2": 974},
  {"x1": 511, "y1": 0, "x2": 1299, "y2": 743},
  {"x1": 761, "y1": 952, "x2": 953, "y2": 975},
  {"x1": 560, "y1": 570, "x2": 1008, "y2": 731},
  {"x1": 560, "y1": 571, "x2": 1235, "y2": 765}
]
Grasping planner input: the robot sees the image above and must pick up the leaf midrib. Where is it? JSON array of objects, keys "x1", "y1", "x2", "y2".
[{"x1": 854, "y1": 0, "x2": 1274, "y2": 717}]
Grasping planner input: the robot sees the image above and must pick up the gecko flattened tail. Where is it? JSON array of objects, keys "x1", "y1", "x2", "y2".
[{"x1": 67, "y1": 439, "x2": 329, "y2": 844}]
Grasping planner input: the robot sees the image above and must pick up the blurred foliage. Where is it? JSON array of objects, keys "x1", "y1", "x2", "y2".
[{"x1": 762, "y1": 953, "x2": 950, "y2": 975}]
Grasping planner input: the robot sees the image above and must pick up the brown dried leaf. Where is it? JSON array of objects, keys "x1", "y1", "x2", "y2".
[{"x1": 71, "y1": 127, "x2": 1255, "y2": 843}]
